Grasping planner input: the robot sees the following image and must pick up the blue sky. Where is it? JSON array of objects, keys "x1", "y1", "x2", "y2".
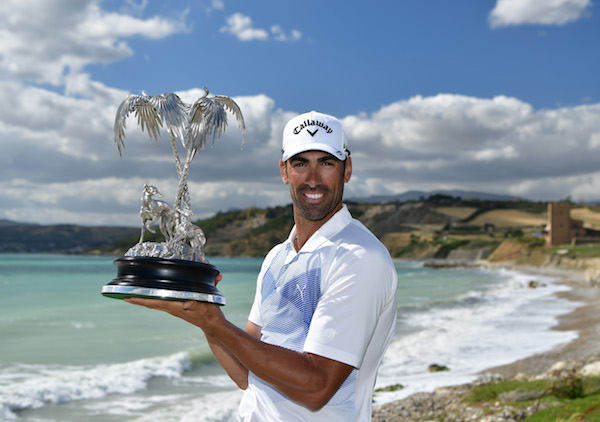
[
  {"x1": 1, "y1": 0, "x2": 599, "y2": 226},
  {"x1": 91, "y1": 1, "x2": 599, "y2": 115}
]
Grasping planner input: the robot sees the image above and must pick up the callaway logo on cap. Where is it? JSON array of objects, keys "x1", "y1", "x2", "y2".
[{"x1": 281, "y1": 110, "x2": 349, "y2": 161}]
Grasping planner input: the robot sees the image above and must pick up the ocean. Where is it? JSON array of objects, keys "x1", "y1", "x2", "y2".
[{"x1": 0, "y1": 254, "x2": 579, "y2": 421}]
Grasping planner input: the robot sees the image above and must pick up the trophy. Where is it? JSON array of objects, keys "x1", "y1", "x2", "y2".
[{"x1": 101, "y1": 88, "x2": 245, "y2": 305}]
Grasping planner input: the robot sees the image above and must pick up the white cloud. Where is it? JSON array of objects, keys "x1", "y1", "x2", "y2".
[
  {"x1": 271, "y1": 25, "x2": 302, "y2": 42},
  {"x1": 126, "y1": 0, "x2": 149, "y2": 14},
  {"x1": 271, "y1": 25, "x2": 287, "y2": 41},
  {"x1": 589, "y1": 132, "x2": 600, "y2": 149},
  {"x1": 342, "y1": 94, "x2": 600, "y2": 201},
  {"x1": 211, "y1": 0, "x2": 225, "y2": 11},
  {"x1": 345, "y1": 94, "x2": 533, "y2": 154},
  {"x1": 3, "y1": 83, "x2": 600, "y2": 226},
  {"x1": 220, "y1": 13, "x2": 269, "y2": 41},
  {"x1": 1, "y1": 1, "x2": 599, "y2": 227},
  {"x1": 473, "y1": 145, "x2": 519, "y2": 161},
  {"x1": 0, "y1": 0, "x2": 187, "y2": 87},
  {"x1": 489, "y1": 0, "x2": 592, "y2": 27},
  {"x1": 220, "y1": 13, "x2": 301, "y2": 42}
]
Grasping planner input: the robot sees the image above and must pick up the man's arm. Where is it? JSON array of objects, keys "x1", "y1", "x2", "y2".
[
  {"x1": 125, "y1": 297, "x2": 353, "y2": 411},
  {"x1": 204, "y1": 320, "x2": 261, "y2": 389}
]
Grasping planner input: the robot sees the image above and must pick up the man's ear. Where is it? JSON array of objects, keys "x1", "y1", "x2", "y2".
[
  {"x1": 344, "y1": 157, "x2": 352, "y2": 183},
  {"x1": 279, "y1": 160, "x2": 289, "y2": 184}
]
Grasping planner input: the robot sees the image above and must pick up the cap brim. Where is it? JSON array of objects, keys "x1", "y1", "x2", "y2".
[{"x1": 282, "y1": 143, "x2": 347, "y2": 161}]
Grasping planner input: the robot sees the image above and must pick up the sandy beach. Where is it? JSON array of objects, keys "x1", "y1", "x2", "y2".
[{"x1": 372, "y1": 264, "x2": 600, "y2": 421}]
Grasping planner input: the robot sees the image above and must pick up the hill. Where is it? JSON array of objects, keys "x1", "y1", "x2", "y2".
[
  {"x1": 0, "y1": 219, "x2": 138, "y2": 254},
  {"x1": 349, "y1": 189, "x2": 519, "y2": 203},
  {"x1": 96, "y1": 196, "x2": 598, "y2": 260},
  {"x1": 4, "y1": 197, "x2": 600, "y2": 261}
]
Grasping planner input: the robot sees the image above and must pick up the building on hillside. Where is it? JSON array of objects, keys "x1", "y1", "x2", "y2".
[
  {"x1": 546, "y1": 202, "x2": 576, "y2": 246},
  {"x1": 545, "y1": 202, "x2": 600, "y2": 246}
]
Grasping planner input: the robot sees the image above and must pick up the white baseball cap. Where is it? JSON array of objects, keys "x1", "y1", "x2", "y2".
[{"x1": 281, "y1": 110, "x2": 349, "y2": 161}]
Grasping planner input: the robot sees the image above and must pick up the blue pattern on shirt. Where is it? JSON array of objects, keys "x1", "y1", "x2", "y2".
[
  {"x1": 255, "y1": 242, "x2": 357, "y2": 413},
  {"x1": 259, "y1": 244, "x2": 322, "y2": 352}
]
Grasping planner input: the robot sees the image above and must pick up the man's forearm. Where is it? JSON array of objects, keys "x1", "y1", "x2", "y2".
[
  {"x1": 208, "y1": 316, "x2": 353, "y2": 411},
  {"x1": 205, "y1": 334, "x2": 250, "y2": 389},
  {"x1": 124, "y1": 297, "x2": 352, "y2": 410}
]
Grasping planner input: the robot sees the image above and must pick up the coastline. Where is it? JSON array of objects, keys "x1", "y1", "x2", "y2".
[
  {"x1": 372, "y1": 263, "x2": 600, "y2": 421},
  {"x1": 479, "y1": 267, "x2": 600, "y2": 379}
]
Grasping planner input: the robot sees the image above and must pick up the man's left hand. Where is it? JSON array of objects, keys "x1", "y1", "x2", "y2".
[{"x1": 124, "y1": 296, "x2": 223, "y2": 335}]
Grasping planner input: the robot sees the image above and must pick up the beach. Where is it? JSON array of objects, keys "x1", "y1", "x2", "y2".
[{"x1": 372, "y1": 264, "x2": 600, "y2": 421}]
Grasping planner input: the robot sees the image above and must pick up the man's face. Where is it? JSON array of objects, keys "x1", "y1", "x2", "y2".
[{"x1": 280, "y1": 151, "x2": 352, "y2": 222}]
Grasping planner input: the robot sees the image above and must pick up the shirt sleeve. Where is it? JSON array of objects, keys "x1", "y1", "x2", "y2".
[
  {"x1": 247, "y1": 265, "x2": 266, "y2": 328},
  {"x1": 247, "y1": 283, "x2": 263, "y2": 328},
  {"x1": 302, "y1": 247, "x2": 397, "y2": 368}
]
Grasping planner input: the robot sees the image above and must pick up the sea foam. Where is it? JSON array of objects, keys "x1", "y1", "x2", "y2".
[
  {"x1": 374, "y1": 267, "x2": 580, "y2": 404},
  {"x1": 0, "y1": 352, "x2": 191, "y2": 419}
]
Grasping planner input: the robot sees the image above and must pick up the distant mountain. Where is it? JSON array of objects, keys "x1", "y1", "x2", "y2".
[
  {"x1": 0, "y1": 219, "x2": 138, "y2": 253},
  {"x1": 349, "y1": 189, "x2": 520, "y2": 204}
]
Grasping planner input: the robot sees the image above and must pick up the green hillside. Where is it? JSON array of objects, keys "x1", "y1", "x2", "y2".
[
  {"x1": 96, "y1": 196, "x2": 600, "y2": 260},
  {"x1": 5, "y1": 196, "x2": 599, "y2": 260}
]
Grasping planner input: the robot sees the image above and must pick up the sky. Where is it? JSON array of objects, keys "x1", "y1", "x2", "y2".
[{"x1": 1, "y1": 0, "x2": 599, "y2": 227}]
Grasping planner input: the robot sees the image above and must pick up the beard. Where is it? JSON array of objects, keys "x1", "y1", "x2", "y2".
[{"x1": 291, "y1": 185, "x2": 344, "y2": 222}]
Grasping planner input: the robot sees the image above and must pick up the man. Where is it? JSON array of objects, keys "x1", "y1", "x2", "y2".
[{"x1": 126, "y1": 110, "x2": 398, "y2": 421}]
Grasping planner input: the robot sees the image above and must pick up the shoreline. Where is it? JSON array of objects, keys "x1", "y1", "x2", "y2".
[
  {"x1": 373, "y1": 263, "x2": 600, "y2": 421},
  {"x1": 479, "y1": 268, "x2": 600, "y2": 379}
]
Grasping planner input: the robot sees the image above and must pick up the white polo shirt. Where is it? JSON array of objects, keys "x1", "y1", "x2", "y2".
[{"x1": 238, "y1": 205, "x2": 398, "y2": 422}]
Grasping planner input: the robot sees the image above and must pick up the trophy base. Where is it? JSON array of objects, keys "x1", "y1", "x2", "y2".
[{"x1": 102, "y1": 256, "x2": 225, "y2": 305}]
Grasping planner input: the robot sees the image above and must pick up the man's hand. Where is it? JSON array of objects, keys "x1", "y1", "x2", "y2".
[
  {"x1": 124, "y1": 272, "x2": 224, "y2": 334},
  {"x1": 125, "y1": 296, "x2": 223, "y2": 334},
  {"x1": 123, "y1": 272, "x2": 353, "y2": 410}
]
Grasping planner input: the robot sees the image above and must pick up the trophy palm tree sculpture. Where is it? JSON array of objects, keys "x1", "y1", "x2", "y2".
[{"x1": 101, "y1": 88, "x2": 245, "y2": 305}]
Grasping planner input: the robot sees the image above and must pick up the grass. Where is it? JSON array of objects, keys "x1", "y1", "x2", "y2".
[
  {"x1": 468, "y1": 379, "x2": 552, "y2": 403},
  {"x1": 549, "y1": 244, "x2": 600, "y2": 259},
  {"x1": 467, "y1": 376, "x2": 600, "y2": 421},
  {"x1": 374, "y1": 384, "x2": 404, "y2": 393},
  {"x1": 525, "y1": 396, "x2": 600, "y2": 421}
]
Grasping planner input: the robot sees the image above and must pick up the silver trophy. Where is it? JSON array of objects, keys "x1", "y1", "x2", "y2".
[{"x1": 101, "y1": 88, "x2": 245, "y2": 305}]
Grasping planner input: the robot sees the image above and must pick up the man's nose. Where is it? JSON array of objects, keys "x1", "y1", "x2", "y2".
[{"x1": 305, "y1": 167, "x2": 321, "y2": 188}]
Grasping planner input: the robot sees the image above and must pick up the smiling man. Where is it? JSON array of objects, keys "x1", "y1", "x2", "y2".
[{"x1": 127, "y1": 110, "x2": 398, "y2": 421}]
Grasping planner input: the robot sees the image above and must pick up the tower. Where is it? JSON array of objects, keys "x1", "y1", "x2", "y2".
[{"x1": 547, "y1": 202, "x2": 571, "y2": 246}]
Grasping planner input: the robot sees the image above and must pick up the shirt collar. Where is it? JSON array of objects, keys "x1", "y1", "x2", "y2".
[{"x1": 286, "y1": 204, "x2": 352, "y2": 253}]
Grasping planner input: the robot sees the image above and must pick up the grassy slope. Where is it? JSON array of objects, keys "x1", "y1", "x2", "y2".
[
  {"x1": 99, "y1": 201, "x2": 600, "y2": 261},
  {"x1": 468, "y1": 375, "x2": 600, "y2": 421}
]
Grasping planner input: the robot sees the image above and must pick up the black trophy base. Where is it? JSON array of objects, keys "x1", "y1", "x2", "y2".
[{"x1": 101, "y1": 256, "x2": 225, "y2": 305}]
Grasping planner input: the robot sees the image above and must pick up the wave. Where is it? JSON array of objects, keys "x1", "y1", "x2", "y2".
[
  {"x1": 188, "y1": 349, "x2": 219, "y2": 367},
  {"x1": 375, "y1": 267, "x2": 580, "y2": 405},
  {"x1": 0, "y1": 352, "x2": 191, "y2": 420},
  {"x1": 103, "y1": 390, "x2": 244, "y2": 422}
]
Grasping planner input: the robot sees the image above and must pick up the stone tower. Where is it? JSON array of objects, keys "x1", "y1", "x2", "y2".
[{"x1": 547, "y1": 202, "x2": 571, "y2": 246}]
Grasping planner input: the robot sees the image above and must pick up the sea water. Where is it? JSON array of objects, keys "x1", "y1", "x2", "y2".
[{"x1": 0, "y1": 254, "x2": 579, "y2": 421}]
